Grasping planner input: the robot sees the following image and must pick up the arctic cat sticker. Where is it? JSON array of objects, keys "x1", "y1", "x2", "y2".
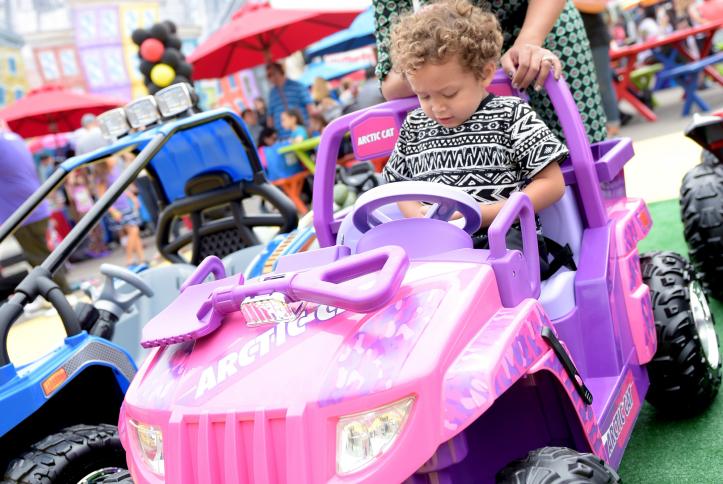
[
  {"x1": 601, "y1": 372, "x2": 639, "y2": 460},
  {"x1": 195, "y1": 305, "x2": 343, "y2": 399}
]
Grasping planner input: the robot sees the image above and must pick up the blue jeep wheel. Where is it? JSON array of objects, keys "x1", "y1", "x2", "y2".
[{"x1": 2, "y1": 424, "x2": 125, "y2": 484}]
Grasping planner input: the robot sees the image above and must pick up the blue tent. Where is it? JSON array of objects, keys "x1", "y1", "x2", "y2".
[
  {"x1": 305, "y1": 7, "x2": 374, "y2": 59},
  {"x1": 297, "y1": 59, "x2": 372, "y2": 86}
]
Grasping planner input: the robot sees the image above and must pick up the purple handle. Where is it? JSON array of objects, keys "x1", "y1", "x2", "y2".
[
  {"x1": 210, "y1": 245, "x2": 409, "y2": 316},
  {"x1": 351, "y1": 181, "x2": 482, "y2": 234},
  {"x1": 488, "y1": 192, "x2": 540, "y2": 297},
  {"x1": 180, "y1": 255, "x2": 228, "y2": 293},
  {"x1": 291, "y1": 245, "x2": 408, "y2": 312}
]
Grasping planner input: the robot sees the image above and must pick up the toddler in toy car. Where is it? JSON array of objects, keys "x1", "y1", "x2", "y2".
[{"x1": 383, "y1": 0, "x2": 572, "y2": 278}]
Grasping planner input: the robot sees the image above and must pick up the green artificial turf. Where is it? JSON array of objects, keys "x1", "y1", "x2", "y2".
[{"x1": 618, "y1": 198, "x2": 723, "y2": 483}]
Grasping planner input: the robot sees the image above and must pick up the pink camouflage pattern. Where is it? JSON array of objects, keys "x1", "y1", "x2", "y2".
[{"x1": 441, "y1": 301, "x2": 607, "y2": 459}]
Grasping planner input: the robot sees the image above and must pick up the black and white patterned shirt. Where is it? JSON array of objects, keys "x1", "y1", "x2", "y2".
[{"x1": 383, "y1": 95, "x2": 569, "y2": 204}]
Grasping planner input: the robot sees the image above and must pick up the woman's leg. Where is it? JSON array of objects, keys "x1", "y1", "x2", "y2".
[{"x1": 127, "y1": 224, "x2": 145, "y2": 263}]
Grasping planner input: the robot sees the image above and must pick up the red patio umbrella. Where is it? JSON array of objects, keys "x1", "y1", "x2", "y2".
[
  {"x1": 188, "y1": 1, "x2": 362, "y2": 80},
  {"x1": 0, "y1": 84, "x2": 124, "y2": 138}
]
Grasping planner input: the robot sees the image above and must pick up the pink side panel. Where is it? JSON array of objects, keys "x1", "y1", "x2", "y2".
[
  {"x1": 442, "y1": 300, "x2": 605, "y2": 457},
  {"x1": 606, "y1": 197, "x2": 656, "y2": 364}
]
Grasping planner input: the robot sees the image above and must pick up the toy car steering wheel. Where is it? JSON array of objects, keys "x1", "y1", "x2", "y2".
[
  {"x1": 94, "y1": 264, "x2": 154, "y2": 320},
  {"x1": 351, "y1": 181, "x2": 482, "y2": 235}
]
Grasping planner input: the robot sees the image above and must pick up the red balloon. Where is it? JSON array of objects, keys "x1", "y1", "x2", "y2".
[{"x1": 140, "y1": 38, "x2": 165, "y2": 62}]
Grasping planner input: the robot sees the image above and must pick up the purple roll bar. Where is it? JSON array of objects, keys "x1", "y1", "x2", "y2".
[{"x1": 488, "y1": 192, "x2": 540, "y2": 299}]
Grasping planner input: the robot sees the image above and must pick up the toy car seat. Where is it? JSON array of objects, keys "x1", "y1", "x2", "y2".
[
  {"x1": 537, "y1": 187, "x2": 583, "y2": 320},
  {"x1": 155, "y1": 171, "x2": 298, "y2": 266}
]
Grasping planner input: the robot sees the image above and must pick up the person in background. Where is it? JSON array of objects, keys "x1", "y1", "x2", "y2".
[
  {"x1": 311, "y1": 77, "x2": 333, "y2": 104},
  {"x1": 374, "y1": 0, "x2": 609, "y2": 145},
  {"x1": 308, "y1": 113, "x2": 328, "y2": 137},
  {"x1": 280, "y1": 109, "x2": 308, "y2": 144},
  {"x1": 73, "y1": 113, "x2": 109, "y2": 156},
  {"x1": 338, "y1": 78, "x2": 356, "y2": 107},
  {"x1": 93, "y1": 159, "x2": 145, "y2": 267},
  {"x1": 266, "y1": 62, "x2": 315, "y2": 138},
  {"x1": 241, "y1": 108, "x2": 263, "y2": 146},
  {"x1": 576, "y1": 0, "x2": 621, "y2": 137},
  {"x1": 349, "y1": 66, "x2": 386, "y2": 111},
  {"x1": 637, "y1": 6, "x2": 662, "y2": 63},
  {"x1": 37, "y1": 151, "x2": 55, "y2": 182},
  {"x1": 689, "y1": 0, "x2": 723, "y2": 23},
  {"x1": 253, "y1": 97, "x2": 270, "y2": 129},
  {"x1": 0, "y1": 127, "x2": 71, "y2": 293},
  {"x1": 257, "y1": 126, "x2": 278, "y2": 148}
]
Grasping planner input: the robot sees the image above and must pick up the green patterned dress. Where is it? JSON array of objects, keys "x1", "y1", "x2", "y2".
[{"x1": 373, "y1": 0, "x2": 608, "y2": 143}]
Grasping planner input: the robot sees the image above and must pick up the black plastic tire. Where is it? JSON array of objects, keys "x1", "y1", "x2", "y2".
[
  {"x1": 89, "y1": 470, "x2": 134, "y2": 483},
  {"x1": 679, "y1": 163, "x2": 723, "y2": 299},
  {"x1": 641, "y1": 251, "x2": 722, "y2": 416},
  {"x1": 701, "y1": 149, "x2": 721, "y2": 167},
  {"x1": 496, "y1": 446, "x2": 620, "y2": 483},
  {"x1": 2, "y1": 424, "x2": 126, "y2": 484}
]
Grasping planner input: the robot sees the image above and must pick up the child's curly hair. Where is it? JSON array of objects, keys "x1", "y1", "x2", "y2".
[{"x1": 390, "y1": 0, "x2": 503, "y2": 78}]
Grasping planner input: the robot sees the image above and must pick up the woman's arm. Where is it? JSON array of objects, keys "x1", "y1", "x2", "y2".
[
  {"x1": 381, "y1": 70, "x2": 415, "y2": 100},
  {"x1": 500, "y1": 0, "x2": 565, "y2": 90}
]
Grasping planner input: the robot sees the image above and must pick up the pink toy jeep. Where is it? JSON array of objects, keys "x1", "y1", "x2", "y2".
[{"x1": 111, "y1": 73, "x2": 720, "y2": 483}]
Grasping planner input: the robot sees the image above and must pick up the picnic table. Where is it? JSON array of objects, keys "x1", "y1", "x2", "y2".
[
  {"x1": 610, "y1": 20, "x2": 723, "y2": 121},
  {"x1": 277, "y1": 136, "x2": 321, "y2": 174}
]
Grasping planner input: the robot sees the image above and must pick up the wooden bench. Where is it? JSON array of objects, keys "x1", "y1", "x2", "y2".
[{"x1": 656, "y1": 52, "x2": 723, "y2": 116}]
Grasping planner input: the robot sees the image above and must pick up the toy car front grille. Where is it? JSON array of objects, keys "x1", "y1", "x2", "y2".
[{"x1": 168, "y1": 409, "x2": 301, "y2": 483}]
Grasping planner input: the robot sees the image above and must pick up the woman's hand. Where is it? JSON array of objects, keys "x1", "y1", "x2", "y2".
[{"x1": 500, "y1": 43, "x2": 562, "y2": 91}]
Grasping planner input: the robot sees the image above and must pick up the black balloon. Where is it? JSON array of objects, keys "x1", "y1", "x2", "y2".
[
  {"x1": 166, "y1": 36, "x2": 182, "y2": 51},
  {"x1": 176, "y1": 61, "x2": 192, "y2": 79},
  {"x1": 163, "y1": 20, "x2": 177, "y2": 34},
  {"x1": 139, "y1": 60, "x2": 153, "y2": 76},
  {"x1": 149, "y1": 23, "x2": 169, "y2": 43},
  {"x1": 146, "y1": 82, "x2": 161, "y2": 94},
  {"x1": 161, "y1": 49, "x2": 182, "y2": 68},
  {"x1": 131, "y1": 28, "x2": 150, "y2": 46}
]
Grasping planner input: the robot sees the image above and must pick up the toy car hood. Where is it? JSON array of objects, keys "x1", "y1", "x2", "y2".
[{"x1": 124, "y1": 254, "x2": 501, "y2": 414}]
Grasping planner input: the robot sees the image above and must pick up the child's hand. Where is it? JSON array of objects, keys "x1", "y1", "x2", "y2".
[{"x1": 110, "y1": 209, "x2": 122, "y2": 222}]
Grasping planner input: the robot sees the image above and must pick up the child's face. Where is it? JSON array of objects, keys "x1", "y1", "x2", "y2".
[
  {"x1": 281, "y1": 112, "x2": 295, "y2": 130},
  {"x1": 406, "y1": 57, "x2": 495, "y2": 128},
  {"x1": 243, "y1": 111, "x2": 258, "y2": 125}
]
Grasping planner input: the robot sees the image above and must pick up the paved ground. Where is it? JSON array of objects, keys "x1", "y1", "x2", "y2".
[{"x1": 620, "y1": 85, "x2": 723, "y2": 202}]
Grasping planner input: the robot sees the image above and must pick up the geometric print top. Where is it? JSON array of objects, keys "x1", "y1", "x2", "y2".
[{"x1": 382, "y1": 95, "x2": 569, "y2": 204}]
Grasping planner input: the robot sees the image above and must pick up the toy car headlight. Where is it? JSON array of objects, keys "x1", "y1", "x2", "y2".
[
  {"x1": 336, "y1": 396, "x2": 414, "y2": 475},
  {"x1": 155, "y1": 82, "x2": 194, "y2": 118},
  {"x1": 129, "y1": 419, "x2": 164, "y2": 476},
  {"x1": 125, "y1": 96, "x2": 161, "y2": 129},
  {"x1": 97, "y1": 108, "x2": 130, "y2": 140}
]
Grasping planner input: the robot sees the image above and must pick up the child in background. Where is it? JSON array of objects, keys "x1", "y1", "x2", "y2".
[
  {"x1": 257, "y1": 127, "x2": 278, "y2": 148},
  {"x1": 308, "y1": 113, "x2": 328, "y2": 137},
  {"x1": 280, "y1": 110, "x2": 308, "y2": 144},
  {"x1": 93, "y1": 158, "x2": 146, "y2": 267},
  {"x1": 385, "y1": 0, "x2": 569, "y2": 279},
  {"x1": 241, "y1": 108, "x2": 263, "y2": 146}
]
